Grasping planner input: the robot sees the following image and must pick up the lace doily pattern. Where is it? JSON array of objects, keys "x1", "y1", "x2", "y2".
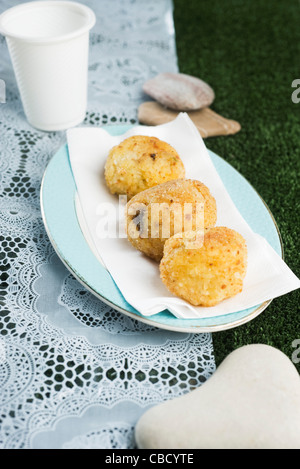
[
  {"x1": 59, "y1": 273, "x2": 158, "y2": 333},
  {"x1": 62, "y1": 424, "x2": 136, "y2": 450},
  {"x1": 0, "y1": 0, "x2": 215, "y2": 449}
]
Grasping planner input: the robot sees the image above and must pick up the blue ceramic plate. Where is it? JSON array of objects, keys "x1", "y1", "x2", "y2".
[{"x1": 40, "y1": 124, "x2": 283, "y2": 333}]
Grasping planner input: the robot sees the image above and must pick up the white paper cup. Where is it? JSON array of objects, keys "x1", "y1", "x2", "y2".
[{"x1": 0, "y1": 1, "x2": 96, "y2": 131}]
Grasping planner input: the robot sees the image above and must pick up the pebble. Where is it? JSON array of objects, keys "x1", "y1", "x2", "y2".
[
  {"x1": 135, "y1": 344, "x2": 300, "y2": 449},
  {"x1": 138, "y1": 101, "x2": 241, "y2": 138},
  {"x1": 142, "y1": 72, "x2": 215, "y2": 111}
]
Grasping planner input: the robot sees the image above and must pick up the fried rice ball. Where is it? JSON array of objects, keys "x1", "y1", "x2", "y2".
[
  {"x1": 104, "y1": 135, "x2": 185, "y2": 199},
  {"x1": 159, "y1": 227, "x2": 247, "y2": 306},
  {"x1": 126, "y1": 179, "x2": 217, "y2": 262}
]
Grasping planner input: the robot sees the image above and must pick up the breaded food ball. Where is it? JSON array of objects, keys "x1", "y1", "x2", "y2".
[
  {"x1": 104, "y1": 135, "x2": 185, "y2": 199},
  {"x1": 159, "y1": 227, "x2": 247, "y2": 306},
  {"x1": 126, "y1": 179, "x2": 217, "y2": 262}
]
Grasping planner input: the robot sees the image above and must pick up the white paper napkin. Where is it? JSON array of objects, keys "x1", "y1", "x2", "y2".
[{"x1": 67, "y1": 113, "x2": 300, "y2": 319}]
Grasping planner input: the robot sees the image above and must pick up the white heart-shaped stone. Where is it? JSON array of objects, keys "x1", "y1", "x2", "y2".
[{"x1": 135, "y1": 344, "x2": 300, "y2": 449}]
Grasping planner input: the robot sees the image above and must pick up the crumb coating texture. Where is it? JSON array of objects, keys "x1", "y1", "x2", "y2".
[
  {"x1": 159, "y1": 227, "x2": 247, "y2": 306},
  {"x1": 126, "y1": 179, "x2": 217, "y2": 261},
  {"x1": 104, "y1": 135, "x2": 185, "y2": 199}
]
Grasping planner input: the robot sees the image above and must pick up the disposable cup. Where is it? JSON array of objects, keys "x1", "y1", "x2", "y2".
[{"x1": 0, "y1": 1, "x2": 96, "y2": 131}]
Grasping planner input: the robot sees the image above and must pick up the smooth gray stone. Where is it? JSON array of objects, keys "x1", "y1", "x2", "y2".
[{"x1": 143, "y1": 72, "x2": 215, "y2": 111}]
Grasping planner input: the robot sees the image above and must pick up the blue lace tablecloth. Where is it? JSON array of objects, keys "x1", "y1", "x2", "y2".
[{"x1": 0, "y1": 0, "x2": 215, "y2": 449}]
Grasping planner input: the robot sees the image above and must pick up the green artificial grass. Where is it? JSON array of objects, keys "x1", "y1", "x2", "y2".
[{"x1": 173, "y1": 0, "x2": 300, "y2": 371}]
